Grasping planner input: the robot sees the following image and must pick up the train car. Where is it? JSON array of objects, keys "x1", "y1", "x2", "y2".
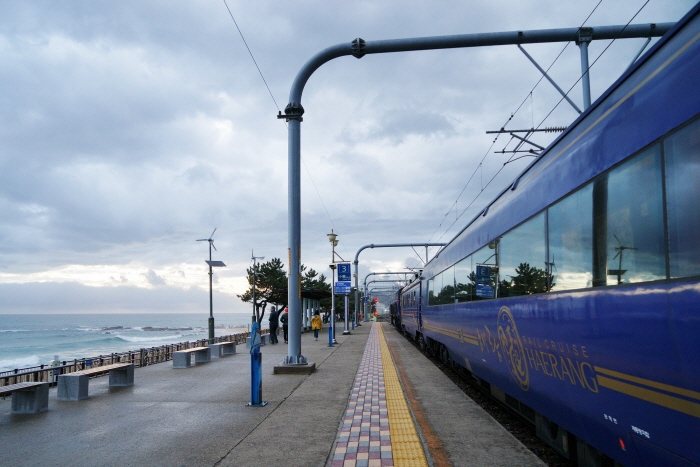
[{"x1": 400, "y1": 5, "x2": 700, "y2": 467}]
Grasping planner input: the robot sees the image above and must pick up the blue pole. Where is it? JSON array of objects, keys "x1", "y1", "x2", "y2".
[
  {"x1": 328, "y1": 319, "x2": 334, "y2": 347},
  {"x1": 247, "y1": 322, "x2": 267, "y2": 407}
]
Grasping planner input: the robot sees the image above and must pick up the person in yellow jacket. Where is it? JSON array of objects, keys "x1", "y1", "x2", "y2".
[{"x1": 311, "y1": 310, "x2": 322, "y2": 341}]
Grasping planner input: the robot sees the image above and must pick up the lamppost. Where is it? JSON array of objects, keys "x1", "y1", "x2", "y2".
[
  {"x1": 196, "y1": 228, "x2": 226, "y2": 345},
  {"x1": 328, "y1": 230, "x2": 339, "y2": 345}
]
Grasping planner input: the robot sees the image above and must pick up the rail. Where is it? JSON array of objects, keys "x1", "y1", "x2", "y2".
[{"x1": 0, "y1": 329, "x2": 266, "y2": 387}]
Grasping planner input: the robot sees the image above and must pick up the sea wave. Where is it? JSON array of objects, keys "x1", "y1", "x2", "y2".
[
  {"x1": 0, "y1": 329, "x2": 31, "y2": 333},
  {"x1": 0, "y1": 355, "x2": 42, "y2": 372},
  {"x1": 113, "y1": 334, "x2": 190, "y2": 343}
]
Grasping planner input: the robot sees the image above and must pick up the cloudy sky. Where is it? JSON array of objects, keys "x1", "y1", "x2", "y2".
[{"x1": 0, "y1": 0, "x2": 693, "y2": 314}]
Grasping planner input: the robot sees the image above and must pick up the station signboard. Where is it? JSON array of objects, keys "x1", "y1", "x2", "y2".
[
  {"x1": 335, "y1": 281, "x2": 352, "y2": 294},
  {"x1": 337, "y1": 263, "x2": 352, "y2": 282}
]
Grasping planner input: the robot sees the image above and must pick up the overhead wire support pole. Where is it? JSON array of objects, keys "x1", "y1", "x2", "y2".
[
  {"x1": 517, "y1": 45, "x2": 582, "y2": 114},
  {"x1": 577, "y1": 28, "x2": 593, "y2": 110},
  {"x1": 351, "y1": 243, "x2": 446, "y2": 324},
  {"x1": 281, "y1": 21, "x2": 673, "y2": 364}
]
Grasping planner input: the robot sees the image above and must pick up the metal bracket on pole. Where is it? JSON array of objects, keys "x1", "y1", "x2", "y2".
[{"x1": 517, "y1": 45, "x2": 582, "y2": 114}]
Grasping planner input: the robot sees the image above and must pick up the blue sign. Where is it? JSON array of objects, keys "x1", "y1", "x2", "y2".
[
  {"x1": 335, "y1": 281, "x2": 352, "y2": 294},
  {"x1": 476, "y1": 284, "x2": 494, "y2": 299},
  {"x1": 475, "y1": 265, "x2": 491, "y2": 285},
  {"x1": 337, "y1": 263, "x2": 352, "y2": 282}
]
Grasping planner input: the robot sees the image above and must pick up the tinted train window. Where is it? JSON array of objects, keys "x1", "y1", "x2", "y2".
[
  {"x1": 427, "y1": 278, "x2": 436, "y2": 306},
  {"x1": 548, "y1": 184, "x2": 593, "y2": 291},
  {"x1": 593, "y1": 145, "x2": 665, "y2": 285},
  {"x1": 439, "y1": 266, "x2": 455, "y2": 304},
  {"x1": 454, "y1": 255, "x2": 472, "y2": 302},
  {"x1": 472, "y1": 244, "x2": 498, "y2": 299},
  {"x1": 498, "y1": 212, "x2": 547, "y2": 297},
  {"x1": 665, "y1": 118, "x2": 700, "y2": 278}
]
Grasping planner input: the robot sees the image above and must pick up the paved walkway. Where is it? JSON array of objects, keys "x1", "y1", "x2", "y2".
[{"x1": 330, "y1": 324, "x2": 427, "y2": 467}]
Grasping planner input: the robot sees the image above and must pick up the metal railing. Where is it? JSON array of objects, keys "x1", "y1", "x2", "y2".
[{"x1": 0, "y1": 329, "x2": 265, "y2": 388}]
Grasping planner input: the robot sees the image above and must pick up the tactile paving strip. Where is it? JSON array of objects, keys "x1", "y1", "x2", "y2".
[{"x1": 330, "y1": 323, "x2": 427, "y2": 467}]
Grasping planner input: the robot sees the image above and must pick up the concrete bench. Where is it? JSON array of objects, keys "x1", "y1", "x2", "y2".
[
  {"x1": 57, "y1": 363, "x2": 134, "y2": 401},
  {"x1": 245, "y1": 334, "x2": 269, "y2": 348},
  {"x1": 172, "y1": 346, "x2": 211, "y2": 368},
  {"x1": 209, "y1": 342, "x2": 236, "y2": 358},
  {"x1": 0, "y1": 382, "x2": 50, "y2": 414}
]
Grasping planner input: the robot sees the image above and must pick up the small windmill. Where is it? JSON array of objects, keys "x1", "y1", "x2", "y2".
[
  {"x1": 197, "y1": 228, "x2": 226, "y2": 344},
  {"x1": 608, "y1": 234, "x2": 638, "y2": 285}
]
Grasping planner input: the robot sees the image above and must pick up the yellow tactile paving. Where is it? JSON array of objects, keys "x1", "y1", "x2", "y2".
[{"x1": 377, "y1": 325, "x2": 429, "y2": 467}]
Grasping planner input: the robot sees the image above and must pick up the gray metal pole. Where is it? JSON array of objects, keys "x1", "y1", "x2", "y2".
[
  {"x1": 578, "y1": 28, "x2": 592, "y2": 110},
  {"x1": 343, "y1": 295, "x2": 350, "y2": 335},
  {"x1": 208, "y1": 242, "x2": 214, "y2": 345},
  {"x1": 284, "y1": 21, "x2": 673, "y2": 359},
  {"x1": 285, "y1": 116, "x2": 306, "y2": 365}
]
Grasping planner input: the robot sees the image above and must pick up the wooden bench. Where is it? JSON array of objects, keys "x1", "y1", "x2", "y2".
[
  {"x1": 0, "y1": 382, "x2": 49, "y2": 414},
  {"x1": 57, "y1": 363, "x2": 134, "y2": 401},
  {"x1": 209, "y1": 342, "x2": 236, "y2": 358},
  {"x1": 172, "y1": 346, "x2": 211, "y2": 368}
]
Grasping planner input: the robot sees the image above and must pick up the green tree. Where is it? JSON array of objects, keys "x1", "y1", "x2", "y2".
[
  {"x1": 238, "y1": 259, "x2": 332, "y2": 312},
  {"x1": 503, "y1": 262, "x2": 554, "y2": 296}
]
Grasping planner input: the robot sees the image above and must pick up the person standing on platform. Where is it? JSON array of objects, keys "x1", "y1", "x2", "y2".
[
  {"x1": 311, "y1": 310, "x2": 322, "y2": 341},
  {"x1": 268, "y1": 306, "x2": 279, "y2": 344},
  {"x1": 280, "y1": 307, "x2": 289, "y2": 343}
]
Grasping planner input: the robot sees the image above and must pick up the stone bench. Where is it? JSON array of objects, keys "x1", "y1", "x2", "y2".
[
  {"x1": 0, "y1": 382, "x2": 50, "y2": 414},
  {"x1": 245, "y1": 334, "x2": 269, "y2": 348},
  {"x1": 57, "y1": 363, "x2": 134, "y2": 401},
  {"x1": 209, "y1": 342, "x2": 236, "y2": 358},
  {"x1": 172, "y1": 346, "x2": 211, "y2": 368}
]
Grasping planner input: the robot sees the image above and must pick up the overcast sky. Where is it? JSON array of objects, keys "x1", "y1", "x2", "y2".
[{"x1": 0, "y1": 0, "x2": 693, "y2": 314}]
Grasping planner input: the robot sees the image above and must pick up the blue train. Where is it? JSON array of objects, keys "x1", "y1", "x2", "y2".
[{"x1": 396, "y1": 5, "x2": 700, "y2": 467}]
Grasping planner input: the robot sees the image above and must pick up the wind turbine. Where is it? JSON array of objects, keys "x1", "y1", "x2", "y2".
[
  {"x1": 608, "y1": 234, "x2": 638, "y2": 285},
  {"x1": 197, "y1": 228, "x2": 226, "y2": 344}
]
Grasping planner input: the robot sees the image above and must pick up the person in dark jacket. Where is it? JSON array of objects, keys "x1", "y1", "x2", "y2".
[
  {"x1": 280, "y1": 307, "x2": 289, "y2": 343},
  {"x1": 268, "y1": 307, "x2": 279, "y2": 344}
]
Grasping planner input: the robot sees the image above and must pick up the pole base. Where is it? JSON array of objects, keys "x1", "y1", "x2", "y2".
[{"x1": 246, "y1": 401, "x2": 268, "y2": 407}]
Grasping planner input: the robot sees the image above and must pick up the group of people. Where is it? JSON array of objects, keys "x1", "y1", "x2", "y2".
[{"x1": 267, "y1": 306, "x2": 324, "y2": 344}]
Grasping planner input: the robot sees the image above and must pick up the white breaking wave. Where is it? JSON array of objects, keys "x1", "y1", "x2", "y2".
[
  {"x1": 0, "y1": 355, "x2": 42, "y2": 372},
  {"x1": 114, "y1": 334, "x2": 187, "y2": 343}
]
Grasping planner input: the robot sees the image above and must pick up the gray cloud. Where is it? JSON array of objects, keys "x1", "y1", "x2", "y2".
[{"x1": 0, "y1": 0, "x2": 690, "y2": 314}]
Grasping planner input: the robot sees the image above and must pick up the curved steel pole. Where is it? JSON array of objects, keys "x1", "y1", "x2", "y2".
[
  {"x1": 353, "y1": 243, "x2": 446, "y2": 324},
  {"x1": 284, "y1": 22, "x2": 673, "y2": 364}
]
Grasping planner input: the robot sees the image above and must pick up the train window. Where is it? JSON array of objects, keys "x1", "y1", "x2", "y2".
[
  {"x1": 427, "y1": 278, "x2": 436, "y2": 306},
  {"x1": 454, "y1": 255, "x2": 473, "y2": 302},
  {"x1": 498, "y1": 212, "x2": 547, "y2": 297},
  {"x1": 439, "y1": 267, "x2": 455, "y2": 304},
  {"x1": 472, "y1": 244, "x2": 498, "y2": 299},
  {"x1": 548, "y1": 184, "x2": 593, "y2": 291},
  {"x1": 593, "y1": 145, "x2": 665, "y2": 285},
  {"x1": 665, "y1": 118, "x2": 700, "y2": 278}
]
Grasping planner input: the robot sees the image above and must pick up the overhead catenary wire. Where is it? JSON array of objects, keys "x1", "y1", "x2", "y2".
[
  {"x1": 221, "y1": 0, "x2": 345, "y2": 256},
  {"x1": 428, "y1": 0, "x2": 608, "y2": 249}
]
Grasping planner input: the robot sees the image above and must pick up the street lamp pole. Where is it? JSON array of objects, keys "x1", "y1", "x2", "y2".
[{"x1": 328, "y1": 230, "x2": 339, "y2": 345}]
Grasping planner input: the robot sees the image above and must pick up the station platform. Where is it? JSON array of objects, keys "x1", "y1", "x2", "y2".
[{"x1": 0, "y1": 322, "x2": 544, "y2": 466}]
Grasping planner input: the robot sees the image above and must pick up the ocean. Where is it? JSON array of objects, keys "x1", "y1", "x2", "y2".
[{"x1": 0, "y1": 313, "x2": 255, "y2": 373}]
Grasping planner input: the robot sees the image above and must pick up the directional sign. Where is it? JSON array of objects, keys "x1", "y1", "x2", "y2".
[
  {"x1": 335, "y1": 281, "x2": 352, "y2": 294},
  {"x1": 337, "y1": 263, "x2": 352, "y2": 282}
]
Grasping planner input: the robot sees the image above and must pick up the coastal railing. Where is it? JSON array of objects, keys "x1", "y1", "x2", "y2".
[{"x1": 0, "y1": 329, "x2": 268, "y2": 388}]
